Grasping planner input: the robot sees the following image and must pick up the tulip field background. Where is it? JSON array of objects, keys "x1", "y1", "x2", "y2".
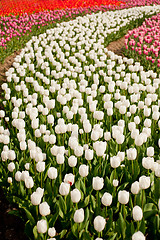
[{"x1": 1, "y1": 0, "x2": 160, "y2": 239}]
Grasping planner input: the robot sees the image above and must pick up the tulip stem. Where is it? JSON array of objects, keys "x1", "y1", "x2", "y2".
[
  {"x1": 41, "y1": 172, "x2": 43, "y2": 188},
  {"x1": 132, "y1": 160, "x2": 134, "y2": 176},
  {"x1": 137, "y1": 221, "x2": 140, "y2": 230},
  {"x1": 121, "y1": 204, "x2": 126, "y2": 220},
  {"x1": 96, "y1": 191, "x2": 100, "y2": 213},
  {"x1": 134, "y1": 195, "x2": 137, "y2": 206},
  {"x1": 64, "y1": 195, "x2": 67, "y2": 214},
  {"x1": 106, "y1": 206, "x2": 107, "y2": 217},
  {"x1": 36, "y1": 205, "x2": 38, "y2": 219}
]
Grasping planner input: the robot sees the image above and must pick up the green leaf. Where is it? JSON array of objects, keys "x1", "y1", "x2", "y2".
[
  {"x1": 24, "y1": 220, "x2": 34, "y2": 240},
  {"x1": 59, "y1": 195, "x2": 66, "y2": 214},
  {"x1": 49, "y1": 206, "x2": 59, "y2": 225},
  {"x1": 21, "y1": 207, "x2": 36, "y2": 226},
  {"x1": 139, "y1": 218, "x2": 146, "y2": 234},
  {"x1": 119, "y1": 212, "x2": 126, "y2": 239},
  {"x1": 83, "y1": 196, "x2": 90, "y2": 207},
  {"x1": 33, "y1": 225, "x2": 38, "y2": 239},
  {"x1": 75, "y1": 179, "x2": 81, "y2": 190},
  {"x1": 71, "y1": 222, "x2": 78, "y2": 238},
  {"x1": 20, "y1": 181, "x2": 25, "y2": 197},
  {"x1": 60, "y1": 229, "x2": 67, "y2": 238},
  {"x1": 80, "y1": 179, "x2": 86, "y2": 194},
  {"x1": 108, "y1": 233, "x2": 117, "y2": 240},
  {"x1": 90, "y1": 195, "x2": 96, "y2": 210},
  {"x1": 81, "y1": 232, "x2": 92, "y2": 240},
  {"x1": 43, "y1": 163, "x2": 51, "y2": 181},
  {"x1": 154, "y1": 178, "x2": 160, "y2": 200},
  {"x1": 46, "y1": 178, "x2": 52, "y2": 197}
]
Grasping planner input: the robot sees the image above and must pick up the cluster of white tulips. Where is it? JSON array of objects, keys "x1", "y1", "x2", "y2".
[{"x1": 1, "y1": 4, "x2": 160, "y2": 240}]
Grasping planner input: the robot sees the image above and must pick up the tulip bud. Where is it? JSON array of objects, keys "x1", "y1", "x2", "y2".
[
  {"x1": 64, "y1": 173, "x2": 75, "y2": 186},
  {"x1": 48, "y1": 227, "x2": 56, "y2": 237},
  {"x1": 68, "y1": 155, "x2": 77, "y2": 167},
  {"x1": 147, "y1": 147, "x2": 154, "y2": 157},
  {"x1": 25, "y1": 176, "x2": 34, "y2": 188},
  {"x1": 47, "y1": 167, "x2": 58, "y2": 180},
  {"x1": 8, "y1": 177, "x2": 12, "y2": 184},
  {"x1": 37, "y1": 219, "x2": 48, "y2": 234},
  {"x1": 118, "y1": 190, "x2": 129, "y2": 204},
  {"x1": 71, "y1": 188, "x2": 81, "y2": 203},
  {"x1": 85, "y1": 149, "x2": 94, "y2": 161},
  {"x1": 101, "y1": 192, "x2": 112, "y2": 206},
  {"x1": 36, "y1": 162, "x2": 45, "y2": 172},
  {"x1": 127, "y1": 148, "x2": 137, "y2": 160},
  {"x1": 139, "y1": 176, "x2": 150, "y2": 189},
  {"x1": 15, "y1": 171, "x2": 22, "y2": 182},
  {"x1": 113, "y1": 179, "x2": 119, "y2": 187},
  {"x1": 92, "y1": 177, "x2": 104, "y2": 191},
  {"x1": 79, "y1": 164, "x2": 89, "y2": 177},
  {"x1": 110, "y1": 156, "x2": 121, "y2": 168},
  {"x1": 36, "y1": 187, "x2": 44, "y2": 198},
  {"x1": 132, "y1": 206, "x2": 143, "y2": 221},
  {"x1": 39, "y1": 202, "x2": 51, "y2": 216},
  {"x1": 59, "y1": 182, "x2": 70, "y2": 196},
  {"x1": 31, "y1": 192, "x2": 42, "y2": 205},
  {"x1": 131, "y1": 181, "x2": 140, "y2": 195},
  {"x1": 94, "y1": 216, "x2": 106, "y2": 232},
  {"x1": 74, "y1": 208, "x2": 84, "y2": 223},
  {"x1": 8, "y1": 162, "x2": 15, "y2": 172},
  {"x1": 132, "y1": 231, "x2": 145, "y2": 240},
  {"x1": 56, "y1": 153, "x2": 65, "y2": 164}
]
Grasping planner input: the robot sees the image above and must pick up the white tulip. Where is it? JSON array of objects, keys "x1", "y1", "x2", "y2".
[
  {"x1": 131, "y1": 181, "x2": 140, "y2": 195},
  {"x1": 118, "y1": 190, "x2": 129, "y2": 204},
  {"x1": 59, "y1": 182, "x2": 70, "y2": 196},
  {"x1": 64, "y1": 173, "x2": 75, "y2": 186},
  {"x1": 31, "y1": 192, "x2": 42, "y2": 205},
  {"x1": 139, "y1": 176, "x2": 150, "y2": 189},
  {"x1": 110, "y1": 156, "x2": 121, "y2": 168},
  {"x1": 36, "y1": 162, "x2": 45, "y2": 172},
  {"x1": 15, "y1": 171, "x2": 22, "y2": 182},
  {"x1": 127, "y1": 148, "x2": 137, "y2": 160},
  {"x1": 56, "y1": 153, "x2": 65, "y2": 164},
  {"x1": 85, "y1": 149, "x2": 94, "y2": 161},
  {"x1": 8, "y1": 162, "x2": 15, "y2": 172},
  {"x1": 74, "y1": 208, "x2": 84, "y2": 223},
  {"x1": 94, "y1": 216, "x2": 106, "y2": 232},
  {"x1": 92, "y1": 177, "x2": 104, "y2": 191},
  {"x1": 147, "y1": 147, "x2": 154, "y2": 157},
  {"x1": 39, "y1": 202, "x2": 51, "y2": 216},
  {"x1": 113, "y1": 179, "x2": 119, "y2": 187},
  {"x1": 132, "y1": 206, "x2": 143, "y2": 221},
  {"x1": 37, "y1": 219, "x2": 48, "y2": 234},
  {"x1": 25, "y1": 176, "x2": 34, "y2": 188},
  {"x1": 101, "y1": 192, "x2": 112, "y2": 206},
  {"x1": 68, "y1": 155, "x2": 77, "y2": 167},
  {"x1": 47, "y1": 167, "x2": 58, "y2": 180},
  {"x1": 132, "y1": 231, "x2": 145, "y2": 240},
  {"x1": 79, "y1": 164, "x2": 89, "y2": 177},
  {"x1": 71, "y1": 189, "x2": 81, "y2": 203},
  {"x1": 48, "y1": 227, "x2": 56, "y2": 237}
]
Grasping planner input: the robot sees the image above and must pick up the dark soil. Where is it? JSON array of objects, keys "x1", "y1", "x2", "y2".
[{"x1": 0, "y1": 188, "x2": 29, "y2": 240}]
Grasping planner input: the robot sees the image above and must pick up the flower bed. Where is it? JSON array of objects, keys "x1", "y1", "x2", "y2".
[
  {"x1": 0, "y1": 2, "x2": 160, "y2": 240},
  {"x1": 124, "y1": 13, "x2": 160, "y2": 73}
]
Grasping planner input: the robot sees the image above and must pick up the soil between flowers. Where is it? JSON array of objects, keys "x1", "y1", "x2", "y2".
[{"x1": 0, "y1": 35, "x2": 126, "y2": 240}]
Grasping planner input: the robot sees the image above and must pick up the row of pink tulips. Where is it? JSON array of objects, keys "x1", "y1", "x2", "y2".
[{"x1": 125, "y1": 12, "x2": 160, "y2": 71}]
